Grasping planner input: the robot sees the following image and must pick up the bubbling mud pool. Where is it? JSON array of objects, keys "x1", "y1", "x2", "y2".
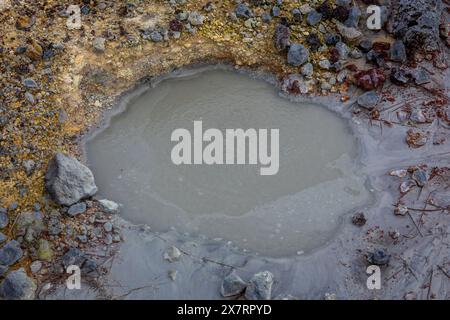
[{"x1": 86, "y1": 70, "x2": 370, "y2": 257}]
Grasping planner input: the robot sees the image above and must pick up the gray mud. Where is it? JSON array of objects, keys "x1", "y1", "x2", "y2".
[{"x1": 47, "y1": 65, "x2": 450, "y2": 300}]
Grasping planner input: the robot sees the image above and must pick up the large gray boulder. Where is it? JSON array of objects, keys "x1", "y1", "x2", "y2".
[
  {"x1": 45, "y1": 153, "x2": 98, "y2": 206},
  {"x1": 0, "y1": 268, "x2": 36, "y2": 300}
]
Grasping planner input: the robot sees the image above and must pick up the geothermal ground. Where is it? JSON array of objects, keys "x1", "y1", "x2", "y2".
[{"x1": 0, "y1": 0, "x2": 449, "y2": 300}]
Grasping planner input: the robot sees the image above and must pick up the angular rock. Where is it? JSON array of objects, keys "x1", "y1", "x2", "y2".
[
  {"x1": 336, "y1": 22, "x2": 362, "y2": 42},
  {"x1": 301, "y1": 63, "x2": 313, "y2": 77},
  {"x1": 412, "y1": 68, "x2": 431, "y2": 85},
  {"x1": 188, "y1": 12, "x2": 205, "y2": 26},
  {"x1": 61, "y1": 247, "x2": 86, "y2": 268},
  {"x1": 235, "y1": 4, "x2": 252, "y2": 19},
  {"x1": 274, "y1": 24, "x2": 291, "y2": 51},
  {"x1": 150, "y1": 31, "x2": 163, "y2": 42},
  {"x1": 344, "y1": 6, "x2": 361, "y2": 28},
  {"x1": 245, "y1": 271, "x2": 274, "y2": 300},
  {"x1": 92, "y1": 37, "x2": 106, "y2": 52},
  {"x1": 0, "y1": 268, "x2": 36, "y2": 300},
  {"x1": 306, "y1": 10, "x2": 322, "y2": 26},
  {"x1": 98, "y1": 199, "x2": 120, "y2": 214},
  {"x1": 390, "y1": 40, "x2": 406, "y2": 63},
  {"x1": 164, "y1": 246, "x2": 181, "y2": 262},
  {"x1": 287, "y1": 44, "x2": 309, "y2": 66},
  {"x1": 221, "y1": 271, "x2": 247, "y2": 297},
  {"x1": 354, "y1": 68, "x2": 386, "y2": 90},
  {"x1": 23, "y1": 78, "x2": 38, "y2": 89},
  {"x1": 45, "y1": 153, "x2": 98, "y2": 206},
  {"x1": 357, "y1": 91, "x2": 380, "y2": 110},
  {"x1": 390, "y1": 67, "x2": 411, "y2": 85},
  {"x1": 29, "y1": 261, "x2": 42, "y2": 274},
  {"x1": 67, "y1": 202, "x2": 87, "y2": 217},
  {"x1": 0, "y1": 240, "x2": 23, "y2": 266},
  {"x1": 335, "y1": 41, "x2": 349, "y2": 60}
]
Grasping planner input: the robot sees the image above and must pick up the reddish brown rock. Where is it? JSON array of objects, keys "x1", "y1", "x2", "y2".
[{"x1": 354, "y1": 68, "x2": 386, "y2": 90}]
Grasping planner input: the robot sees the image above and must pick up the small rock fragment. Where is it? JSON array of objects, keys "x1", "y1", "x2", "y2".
[
  {"x1": 352, "y1": 213, "x2": 366, "y2": 226},
  {"x1": 164, "y1": 246, "x2": 181, "y2": 262},
  {"x1": 367, "y1": 249, "x2": 390, "y2": 266},
  {"x1": 245, "y1": 271, "x2": 274, "y2": 300},
  {"x1": 357, "y1": 91, "x2": 380, "y2": 110},
  {"x1": 67, "y1": 202, "x2": 87, "y2": 217},
  {"x1": 92, "y1": 37, "x2": 106, "y2": 52},
  {"x1": 221, "y1": 271, "x2": 247, "y2": 297},
  {"x1": 287, "y1": 44, "x2": 309, "y2": 66}
]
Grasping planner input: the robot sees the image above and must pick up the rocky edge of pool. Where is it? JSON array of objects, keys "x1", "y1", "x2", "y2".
[{"x1": 0, "y1": 0, "x2": 449, "y2": 300}]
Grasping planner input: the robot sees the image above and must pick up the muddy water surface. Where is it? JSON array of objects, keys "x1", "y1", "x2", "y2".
[{"x1": 87, "y1": 70, "x2": 370, "y2": 257}]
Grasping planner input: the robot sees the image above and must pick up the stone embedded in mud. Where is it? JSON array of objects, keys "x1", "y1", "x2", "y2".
[
  {"x1": 245, "y1": 271, "x2": 274, "y2": 300},
  {"x1": 274, "y1": 24, "x2": 291, "y2": 51},
  {"x1": 367, "y1": 249, "x2": 391, "y2": 266},
  {"x1": 352, "y1": 213, "x2": 366, "y2": 226},
  {"x1": 221, "y1": 271, "x2": 247, "y2": 297},
  {"x1": 357, "y1": 91, "x2": 380, "y2": 110},
  {"x1": 287, "y1": 44, "x2": 309, "y2": 66},
  {"x1": 412, "y1": 168, "x2": 429, "y2": 187},
  {"x1": 163, "y1": 246, "x2": 181, "y2": 263},
  {"x1": 281, "y1": 74, "x2": 308, "y2": 95},
  {"x1": 98, "y1": 199, "x2": 120, "y2": 214},
  {"x1": 45, "y1": 153, "x2": 98, "y2": 206},
  {"x1": 0, "y1": 240, "x2": 23, "y2": 266},
  {"x1": 0, "y1": 268, "x2": 36, "y2": 300},
  {"x1": 354, "y1": 68, "x2": 386, "y2": 91}
]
